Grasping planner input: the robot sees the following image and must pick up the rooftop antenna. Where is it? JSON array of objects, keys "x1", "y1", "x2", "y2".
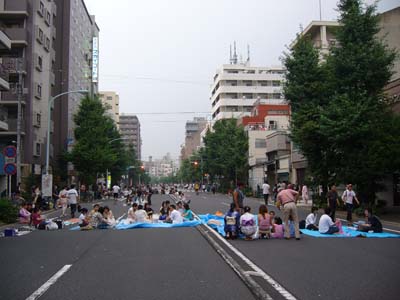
[
  {"x1": 230, "y1": 44, "x2": 233, "y2": 64},
  {"x1": 319, "y1": 0, "x2": 322, "y2": 20},
  {"x1": 247, "y1": 44, "x2": 250, "y2": 65},
  {"x1": 233, "y1": 41, "x2": 238, "y2": 64}
]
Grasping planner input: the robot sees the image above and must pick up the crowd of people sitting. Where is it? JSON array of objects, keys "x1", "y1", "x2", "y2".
[{"x1": 224, "y1": 204, "x2": 383, "y2": 241}]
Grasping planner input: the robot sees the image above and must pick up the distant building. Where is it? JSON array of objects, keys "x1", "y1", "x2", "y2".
[
  {"x1": 119, "y1": 114, "x2": 141, "y2": 160},
  {"x1": 99, "y1": 91, "x2": 119, "y2": 128},
  {"x1": 180, "y1": 117, "x2": 207, "y2": 161},
  {"x1": 210, "y1": 47, "x2": 286, "y2": 121},
  {"x1": 53, "y1": 0, "x2": 99, "y2": 176},
  {"x1": 144, "y1": 153, "x2": 177, "y2": 178},
  {"x1": 238, "y1": 102, "x2": 290, "y2": 191}
]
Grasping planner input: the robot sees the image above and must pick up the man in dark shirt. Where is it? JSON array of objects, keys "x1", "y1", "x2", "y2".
[
  {"x1": 358, "y1": 208, "x2": 383, "y2": 233},
  {"x1": 327, "y1": 185, "x2": 340, "y2": 221}
]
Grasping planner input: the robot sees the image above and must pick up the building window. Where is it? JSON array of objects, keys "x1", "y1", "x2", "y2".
[
  {"x1": 35, "y1": 143, "x2": 41, "y2": 156},
  {"x1": 37, "y1": 55, "x2": 43, "y2": 71},
  {"x1": 36, "y1": 113, "x2": 41, "y2": 127},
  {"x1": 255, "y1": 139, "x2": 267, "y2": 148},
  {"x1": 35, "y1": 84, "x2": 42, "y2": 99},
  {"x1": 46, "y1": 11, "x2": 51, "y2": 26},
  {"x1": 272, "y1": 81, "x2": 281, "y2": 87},
  {"x1": 45, "y1": 37, "x2": 50, "y2": 51},
  {"x1": 106, "y1": 96, "x2": 113, "y2": 100},
  {"x1": 38, "y1": 1, "x2": 44, "y2": 16}
]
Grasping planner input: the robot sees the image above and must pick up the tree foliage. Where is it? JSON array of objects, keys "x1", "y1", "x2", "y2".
[
  {"x1": 70, "y1": 96, "x2": 132, "y2": 184},
  {"x1": 284, "y1": 0, "x2": 400, "y2": 204}
]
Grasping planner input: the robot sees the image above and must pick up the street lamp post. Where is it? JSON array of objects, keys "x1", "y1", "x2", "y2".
[{"x1": 45, "y1": 90, "x2": 89, "y2": 175}]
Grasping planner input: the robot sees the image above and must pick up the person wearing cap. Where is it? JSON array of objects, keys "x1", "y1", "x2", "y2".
[{"x1": 277, "y1": 184, "x2": 300, "y2": 240}]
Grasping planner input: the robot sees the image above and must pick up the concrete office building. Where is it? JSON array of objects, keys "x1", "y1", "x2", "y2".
[
  {"x1": 210, "y1": 49, "x2": 285, "y2": 121},
  {"x1": 180, "y1": 117, "x2": 207, "y2": 161},
  {"x1": 0, "y1": 0, "x2": 57, "y2": 185},
  {"x1": 119, "y1": 114, "x2": 141, "y2": 160},
  {"x1": 53, "y1": 0, "x2": 99, "y2": 177},
  {"x1": 99, "y1": 91, "x2": 119, "y2": 128}
]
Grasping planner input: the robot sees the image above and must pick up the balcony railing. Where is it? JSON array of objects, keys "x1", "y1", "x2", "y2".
[{"x1": 0, "y1": 0, "x2": 29, "y2": 16}]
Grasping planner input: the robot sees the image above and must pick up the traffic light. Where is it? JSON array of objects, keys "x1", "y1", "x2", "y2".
[{"x1": 140, "y1": 165, "x2": 145, "y2": 171}]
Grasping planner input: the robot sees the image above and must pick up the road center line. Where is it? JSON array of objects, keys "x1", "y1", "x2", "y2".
[
  {"x1": 26, "y1": 264, "x2": 72, "y2": 300},
  {"x1": 221, "y1": 202, "x2": 230, "y2": 206}
]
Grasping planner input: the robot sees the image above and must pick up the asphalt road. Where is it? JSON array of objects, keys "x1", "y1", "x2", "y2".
[
  {"x1": 185, "y1": 191, "x2": 400, "y2": 300},
  {"x1": 0, "y1": 194, "x2": 254, "y2": 300},
  {"x1": 1, "y1": 191, "x2": 400, "y2": 300}
]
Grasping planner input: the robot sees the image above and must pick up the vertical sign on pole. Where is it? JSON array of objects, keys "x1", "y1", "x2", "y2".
[{"x1": 92, "y1": 37, "x2": 99, "y2": 83}]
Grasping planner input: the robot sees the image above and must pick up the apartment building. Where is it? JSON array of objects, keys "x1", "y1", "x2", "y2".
[
  {"x1": 238, "y1": 102, "x2": 290, "y2": 191},
  {"x1": 53, "y1": 0, "x2": 99, "y2": 176},
  {"x1": 180, "y1": 117, "x2": 207, "y2": 161},
  {"x1": 119, "y1": 114, "x2": 141, "y2": 160},
  {"x1": 99, "y1": 91, "x2": 119, "y2": 128},
  {"x1": 210, "y1": 63, "x2": 285, "y2": 121},
  {"x1": 0, "y1": 0, "x2": 57, "y2": 186},
  {"x1": 144, "y1": 154, "x2": 177, "y2": 178}
]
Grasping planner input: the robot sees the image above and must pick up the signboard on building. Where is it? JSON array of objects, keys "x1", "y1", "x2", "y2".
[
  {"x1": 92, "y1": 37, "x2": 99, "y2": 83},
  {"x1": 42, "y1": 174, "x2": 53, "y2": 197}
]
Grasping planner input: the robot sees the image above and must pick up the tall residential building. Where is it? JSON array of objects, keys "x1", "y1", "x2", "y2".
[
  {"x1": 53, "y1": 0, "x2": 99, "y2": 176},
  {"x1": 210, "y1": 60, "x2": 285, "y2": 121},
  {"x1": 119, "y1": 114, "x2": 141, "y2": 160},
  {"x1": 99, "y1": 91, "x2": 119, "y2": 128},
  {"x1": 0, "y1": 0, "x2": 57, "y2": 183},
  {"x1": 180, "y1": 117, "x2": 207, "y2": 161}
]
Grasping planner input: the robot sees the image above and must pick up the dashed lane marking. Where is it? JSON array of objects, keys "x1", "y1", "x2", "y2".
[{"x1": 26, "y1": 264, "x2": 72, "y2": 300}]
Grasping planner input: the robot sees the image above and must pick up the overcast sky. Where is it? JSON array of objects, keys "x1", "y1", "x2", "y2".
[{"x1": 84, "y1": 0, "x2": 398, "y2": 161}]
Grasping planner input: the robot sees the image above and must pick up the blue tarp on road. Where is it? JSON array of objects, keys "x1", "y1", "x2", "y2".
[
  {"x1": 115, "y1": 219, "x2": 201, "y2": 230},
  {"x1": 198, "y1": 214, "x2": 226, "y2": 236},
  {"x1": 300, "y1": 226, "x2": 400, "y2": 238}
]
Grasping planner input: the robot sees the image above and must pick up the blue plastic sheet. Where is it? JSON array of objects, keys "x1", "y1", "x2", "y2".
[
  {"x1": 198, "y1": 214, "x2": 226, "y2": 236},
  {"x1": 301, "y1": 226, "x2": 400, "y2": 238},
  {"x1": 115, "y1": 220, "x2": 201, "y2": 230}
]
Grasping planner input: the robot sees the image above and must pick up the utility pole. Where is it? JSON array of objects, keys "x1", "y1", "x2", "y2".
[{"x1": 16, "y1": 58, "x2": 23, "y2": 187}]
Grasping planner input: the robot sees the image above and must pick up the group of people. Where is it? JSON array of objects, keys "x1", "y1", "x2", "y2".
[
  {"x1": 78, "y1": 204, "x2": 116, "y2": 230},
  {"x1": 224, "y1": 203, "x2": 285, "y2": 240},
  {"x1": 124, "y1": 200, "x2": 194, "y2": 225}
]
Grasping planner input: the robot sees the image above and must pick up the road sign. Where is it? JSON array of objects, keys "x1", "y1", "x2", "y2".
[
  {"x1": 5, "y1": 157, "x2": 15, "y2": 164},
  {"x1": 3, "y1": 146, "x2": 17, "y2": 158},
  {"x1": 4, "y1": 163, "x2": 17, "y2": 175}
]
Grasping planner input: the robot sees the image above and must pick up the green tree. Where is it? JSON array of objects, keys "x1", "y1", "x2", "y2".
[
  {"x1": 202, "y1": 119, "x2": 248, "y2": 190},
  {"x1": 321, "y1": 0, "x2": 399, "y2": 204},
  {"x1": 283, "y1": 34, "x2": 333, "y2": 194},
  {"x1": 70, "y1": 96, "x2": 119, "y2": 184}
]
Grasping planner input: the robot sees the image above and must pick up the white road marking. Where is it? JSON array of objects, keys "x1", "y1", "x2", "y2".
[
  {"x1": 26, "y1": 264, "x2": 72, "y2": 300},
  {"x1": 221, "y1": 202, "x2": 230, "y2": 207},
  {"x1": 194, "y1": 212, "x2": 297, "y2": 300}
]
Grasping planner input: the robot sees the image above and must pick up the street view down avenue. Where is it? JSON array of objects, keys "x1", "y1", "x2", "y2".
[{"x1": 0, "y1": 0, "x2": 400, "y2": 300}]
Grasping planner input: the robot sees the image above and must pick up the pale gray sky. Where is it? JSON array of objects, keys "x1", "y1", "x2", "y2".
[{"x1": 84, "y1": 0, "x2": 398, "y2": 161}]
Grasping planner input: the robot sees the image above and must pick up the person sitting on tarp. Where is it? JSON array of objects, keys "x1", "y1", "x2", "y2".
[
  {"x1": 240, "y1": 206, "x2": 257, "y2": 241},
  {"x1": 358, "y1": 208, "x2": 383, "y2": 233},
  {"x1": 182, "y1": 203, "x2": 194, "y2": 221},
  {"x1": 19, "y1": 202, "x2": 31, "y2": 224},
  {"x1": 135, "y1": 205, "x2": 149, "y2": 223},
  {"x1": 224, "y1": 203, "x2": 240, "y2": 239},
  {"x1": 305, "y1": 207, "x2": 319, "y2": 231},
  {"x1": 159, "y1": 201, "x2": 169, "y2": 221},
  {"x1": 318, "y1": 207, "x2": 339, "y2": 234},
  {"x1": 90, "y1": 204, "x2": 108, "y2": 229},
  {"x1": 166, "y1": 204, "x2": 183, "y2": 224}
]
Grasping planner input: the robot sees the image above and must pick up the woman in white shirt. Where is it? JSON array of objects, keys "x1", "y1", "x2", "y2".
[
  {"x1": 318, "y1": 207, "x2": 339, "y2": 234},
  {"x1": 240, "y1": 206, "x2": 257, "y2": 240},
  {"x1": 135, "y1": 205, "x2": 149, "y2": 223}
]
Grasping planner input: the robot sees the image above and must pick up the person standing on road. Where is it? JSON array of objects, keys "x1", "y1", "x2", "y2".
[
  {"x1": 112, "y1": 184, "x2": 120, "y2": 203},
  {"x1": 327, "y1": 185, "x2": 340, "y2": 221},
  {"x1": 342, "y1": 184, "x2": 360, "y2": 223},
  {"x1": 232, "y1": 183, "x2": 245, "y2": 213},
  {"x1": 58, "y1": 186, "x2": 68, "y2": 217},
  {"x1": 277, "y1": 184, "x2": 301, "y2": 240},
  {"x1": 67, "y1": 184, "x2": 79, "y2": 218},
  {"x1": 262, "y1": 180, "x2": 270, "y2": 205},
  {"x1": 302, "y1": 184, "x2": 309, "y2": 204}
]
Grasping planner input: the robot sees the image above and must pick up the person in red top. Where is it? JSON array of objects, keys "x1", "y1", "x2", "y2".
[
  {"x1": 31, "y1": 207, "x2": 46, "y2": 228},
  {"x1": 277, "y1": 184, "x2": 300, "y2": 240}
]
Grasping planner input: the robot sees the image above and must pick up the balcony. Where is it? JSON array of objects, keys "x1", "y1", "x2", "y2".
[
  {"x1": 0, "y1": 118, "x2": 26, "y2": 135},
  {"x1": 0, "y1": 0, "x2": 29, "y2": 19},
  {"x1": 1, "y1": 57, "x2": 27, "y2": 74},
  {"x1": 0, "y1": 90, "x2": 27, "y2": 106},
  {"x1": 265, "y1": 131, "x2": 291, "y2": 154},
  {"x1": 0, "y1": 30, "x2": 11, "y2": 51},
  {"x1": 3, "y1": 28, "x2": 28, "y2": 47}
]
